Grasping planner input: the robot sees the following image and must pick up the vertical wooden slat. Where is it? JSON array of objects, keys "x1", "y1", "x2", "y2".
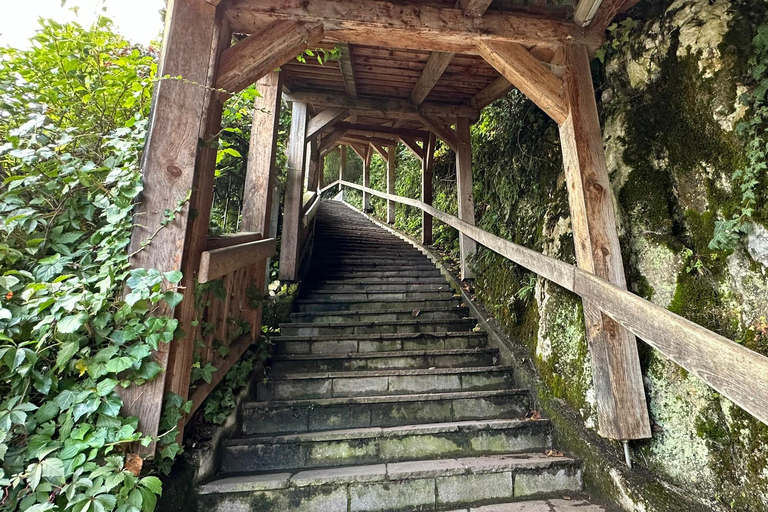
[
  {"x1": 339, "y1": 144, "x2": 346, "y2": 193},
  {"x1": 363, "y1": 145, "x2": 372, "y2": 212},
  {"x1": 455, "y1": 117, "x2": 476, "y2": 280},
  {"x1": 558, "y1": 43, "x2": 650, "y2": 440},
  {"x1": 280, "y1": 102, "x2": 309, "y2": 281},
  {"x1": 386, "y1": 144, "x2": 396, "y2": 224},
  {"x1": 422, "y1": 133, "x2": 436, "y2": 245},
  {"x1": 121, "y1": 0, "x2": 226, "y2": 451},
  {"x1": 242, "y1": 71, "x2": 283, "y2": 234}
]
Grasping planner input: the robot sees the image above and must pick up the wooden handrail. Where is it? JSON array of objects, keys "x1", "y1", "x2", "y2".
[
  {"x1": 338, "y1": 179, "x2": 768, "y2": 427},
  {"x1": 320, "y1": 180, "x2": 341, "y2": 194},
  {"x1": 198, "y1": 238, "x2": 277, "y2": 283},
  {"x1": 303, "y1": 194, "x2": 322, "y2": 227},
  {"x1": 206, "y1": 232, "x2": 263, "y2": 251}
]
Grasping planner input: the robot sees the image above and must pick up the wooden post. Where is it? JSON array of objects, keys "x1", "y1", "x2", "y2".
[
  {"x1": 455, "y1": 117, "x2": 476, "y2": 280},
  {"x1": 280, "y1": 102, "x2": 309, "y2": 281},
  {"x1": 242, "y1": 71, "x2": 283, "y2": 234},
  {"x1": 339, "y1": 144, "x2": 346, "y2": 193},
  {"x1": 559, "y1": 44, "x2": 650, "y2": 440},
  {"x1": 363, "y1": 145, "x2": 372, "y2": 212},
  {"x1": 422, "y1": 133, "x2": 436, "y2": 245},
  {"x1": 122, "y1": 0, "x2": 227, "y2": 450},
  {"x1": 386, "y1": 144, "x2": 396, "y2": 224},
  {"x1": 307, "y1": 138, "x2": 321, "y2": 192}
]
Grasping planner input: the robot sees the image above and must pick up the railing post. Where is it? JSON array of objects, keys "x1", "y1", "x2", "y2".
[
  {"x1": 455, "y1": 117, "x2": 476, "y2": 280},
  {"x1": 339, "y1": 144, "x2": 346, "y2": 193},
  {"x1": 422, "y1": 133, "x2": 436, "y2": 245},
  {"x1": 121, "y1": 0, "x2": 228, "y2": 452},
  {"x1": 387, "y1": 144, "x2": 396, "y2": 224},
  {"x1": 363, "y1": 145, "x2": 372, "y2": 212},
  {"x1": 280, "y1": 102, "x2": 309, "y2": 281},
  {"x1": 559, "y1": 43, "x2": 650, "y2": 440}
]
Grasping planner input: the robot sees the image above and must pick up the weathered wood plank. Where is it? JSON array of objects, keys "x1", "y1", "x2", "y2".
[
  {"x1": 337, "y1": 43, "x2": 358, "y2": 98},
  {"x1": 216, "y1": 20, "x2": 323, "y2": 94},
  {"x1": 224, "y1": 0, "x2": 601, "y2": 53},
  {"x1": 318, "y1": 128, "x2": 349, "y2": 154},
  {"x1": 422, "y1": 133, "x2": 436, "y2": 245},
  {"x1": 386, "y1": 144, "x2": 396, "y2": 224},
  {"x1": 558, "y1": 43, "x2": 650, "y2": 440},
  {"x1": 455, "y1": 117, "x2": 476, "y2": 280},
  {"x1": 370, "y1": 141, "x2": 390, "y2": 161},
  {"x1": 458, "y1": 0, "x2": 494, "y2": 17},
  {"x1": 400, "y1": 136, "x2": 424, "y2": 161},
  {"x1": 242, "y1": 71, "x2": 283, "y2": 234},
  {"x1": 363, "y1": 145, "x2": 372, "y2": 211},
  {"x1": 411, "y1": 52, "x2": 455, "y2": 105},
  {"x1": 306, "y1": 108, "x2": 349, "y2": 140},
  {"x1": 467, "y1": 76, "x2": 514, "y2": 109},
  {"x1": 591, "y1": 0, "x2": 642, "y2": 31},
  {"x1": 206, "y1": 232, "x2": 262, "y2": 251},
  {"x1": 334, "y1": 123, "x2": 429, "y2": 139},
  {"x1": 284, "y1": 91, "x2": 479, "y2": 119},
  {"x1": 199, "y1": 238, "x2": 277, "y2": 283},
  {"x1": 303, "y1": 195, "x2": 322, "y2": 227},
  {"x1": 477, "y1": 41, "x2": 568, "y2": 125},
  {"x1": 279, "y1": 102, "x2": 309, "y2": 281},
  {"x1": 419, "y1": 115, "x2": 458, "y2": 152},
  {"x1": 122, "y1": 0, "x2": 223, "y2": 453},
  {"x1": 339, "y1": 144, "x2": 346, "y2": 192}
]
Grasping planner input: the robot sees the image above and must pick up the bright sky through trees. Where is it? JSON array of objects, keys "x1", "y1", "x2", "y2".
[{"x1": 1, "y1": 0, "x2": 166, "y2": 48}]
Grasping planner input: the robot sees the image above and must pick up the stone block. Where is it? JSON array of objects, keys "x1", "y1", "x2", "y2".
[
  {"x1": 436, "y1": 472, "x2": 514, "y2": 506},
  {"x1": 349, "y1": 478, "x2": 436, "y2": 512}
]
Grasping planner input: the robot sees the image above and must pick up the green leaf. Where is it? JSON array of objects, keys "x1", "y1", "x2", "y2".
[
  {"x1": 105, "y1": 357, "x2": 133, "y2": 374},
  {"x1": 56, "y1": 341, "x2": 80, "y2": 371},
  {"x1": 96, "y1": 378, "x2": 118, "y2": 396},
  {"x1": 139, "y1": 476, "x2": 162, "y2": 494},
  {"x1": 58, "y1": 313, "x2": 88, "y2": 334},
  {"x1": 163, "y1": 270, "x2": 183, "y2": 284}
]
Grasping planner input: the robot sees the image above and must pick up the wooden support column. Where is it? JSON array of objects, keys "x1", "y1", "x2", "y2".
[
  {"x1": 559, "y1": 44, "x2": 650, "y2": 440},
  {"x1": 280, "y1": 102, "x2": 309, "y2": 281},
  {"x1": 422, "y1": 133, "x2": 436, "y2": 245},
  {"x1": 307, "y1": 138, "x2": 321, "y2": 192},
  {"x1": 339, "y1": 144, "x2": 347, "y2": 192},
  {"x1": 386, "y1": 144, "x2": 396, "y2": 224},
  {"x1": 455, "y1": 117, "x2": 476, "y2": 280},
  {"x1": 363, "y1": 145, "x2": 372, "y2": 212},
  {"x1": 122, "y1": 0, "x2": 226, "y2": 451},
  {"x1": 242, "y1": 71, "x2": 283, "y2": 234}
]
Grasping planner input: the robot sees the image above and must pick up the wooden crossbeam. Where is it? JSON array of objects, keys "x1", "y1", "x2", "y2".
[
  {"x1": 198, "y1": 238, "x2": 277, "y2": 283},
  {"x1": 306, "y1": 107, "x2": 349, "y2": 140},
  {"x1": 336, "y1": 43, "x2": 358, "y2": 98},
  {"x1": 285, "y1": 91, "x2": 479, "y2": 119},
  {"x1": 400, "y1": 136, "x2": 424, "y2": 161},
  {"x1": 319, "y1": 128, "x2": 349, "y2": 154},
  {"x1": 477, "y1": 41, "x2": 567, "y2": 125},
  {"x1": 467, "y1": 76, "x2": 514, "y2": 109},
  {"x1": 590, "y1": 0, "x2": 642, "y2": 31},
  {"x1": 371, "y1": 141, "x2": 390, "y2": 161},
  {"x1": 224, "y1": 0, "x2": 601, "y2": 54},
  {"x1": 333, "y1": 122, "x2": 429, "y2": 139},
  {"x1": 411, "y1": 52, "x2": 455, "y2": 105},
  {"x1": 458, "y1": 0, "x2": 494, "y2": 17},
  {"x1": 216, "y1": 20, "x2": 323, "y2": 94},
  {"x1": 419, "y1": 115, "x2": 458, "y2": 152}
]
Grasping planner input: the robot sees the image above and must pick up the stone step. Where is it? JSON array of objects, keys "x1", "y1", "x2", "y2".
[
  {"x1": 312, "y1": 269, "x2": 444, "y2": 280},
  {"x1": 257, "y1": 366, "x2": 514, "y2": 400},
  {"x1": 220, "y1": 419, "x2": 552, "y2": 473},
  {"x1": 198, "y1": 454, "x2": 582, "y2": 512},
  {"x1": 300, "y1": 289, "x2": 457, "y2": 301},
  {"x1": 279, "y1": 318, "x2": 477, "y2": 337},
  {"x1": 241, "y1": 389, "x2": 532, "y2": 435},
  {"x1": 269, "y1": 347, "x2": 499, "y2": 373},
  {"x1": 303, "y1": 282, "x2": 452, "y2": 294},
  {"x1": 296, "y1": 297, "x2": 460, "y2": 313},
  {"x1": 273, "y1": 331, "x2": 488, "y2": 355},
  {"x1": 310, "y1": 275, "x2": 449, "y2": 285},
  {"x1": 290, "y1": 306, "x2": 470, "y2": 324},
  {"x1": 315, "y1": 253, "x2": 429, "y2": 262}
]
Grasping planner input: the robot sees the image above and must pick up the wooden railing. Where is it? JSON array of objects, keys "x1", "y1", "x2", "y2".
[
  {"x1": 184, "y1": 233, "x2": 276, "y2": 421},
  {"x1": 333, "y1": 179, "x2": 768, "y2": 427}
]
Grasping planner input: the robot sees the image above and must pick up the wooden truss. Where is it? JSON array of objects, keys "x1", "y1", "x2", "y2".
[{"x1": 125, "y1": 0, "x2": 651, "y2": 454}]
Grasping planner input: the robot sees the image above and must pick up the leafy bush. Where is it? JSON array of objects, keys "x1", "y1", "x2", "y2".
[{"x1": 0, "y1": 18, "x2": 176, "y2": 512}]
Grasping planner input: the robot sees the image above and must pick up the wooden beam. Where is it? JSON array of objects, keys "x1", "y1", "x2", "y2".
[
  {"x1": 306, "y1": 107, "x2": 349, "y2": 140},
  {"x1": 280, "y1": 102, "x2": 309, "y2": 281},
  {"x1": 369, "y1": 141, "x2": 390, "y2": 161},
  {"x1": 386, "y1": 144, "x2": 396, "y2": 224},
  {"x1": 422, "y1": 132, "x2": 436, "y2": 245},
  {"x1": 574, "y1": 0, "x2": 605, "y2": 27},
  {"x1": 318, "y1": 128, "x2": 349, "y2": 154},
  {"x1": 467, "y1": 76, "x2": 514, "y2": 109},
  {"x1": 216, "y1": 20, "x2": 323, "y2": 94},
  {"x1": 333, "y1": 122, "x2": 429, "y2": 139},
  {"x1": 411, "y1": 52, "x2": 455, "y2": 105},
  {"x1": 400, "y1": 136, "x2": 424, "y2": 161},
  {"x1": 558, "y1": 44, "x2": 650, "y2": 440},
  {"x1": 337, "y1": 43, "x2": 358, "y2": 98},
  {"x1": 199, "y1": 238, "x2": 277, "y2": 283},
  {"x1": 455, "y1": 117, "x2": 476, "y2": 280},
  {"x1": 590, "y1": 0, "x2": 642, "y2": 31},
  {"x1": 285, "y1": 91, "x2": 479, "y2": 119},
  {"x1": 339, "y1": 144, "x2": 347, "y2": 192},
  {"x1": 224, "y1": 0, "x2": 601, "y2": 54},
  {"x1": 477, "y1": 41, "x2": 568, "y2": 125},
  {"x1": 242, "y1": 71, "x2": 283, "y2": 234},
  {"x1": 363, "y1": 145, "x2": 372, "y2": 211},
  {"x1": 419, "y1": 115, "x2": 458, "y2": 152},
  {"x1": 458, "y1": 0, "x2": 494, "y2": 17},
  {"x1": 122, "y1": 0, "x2": 224, "y2": 453}
]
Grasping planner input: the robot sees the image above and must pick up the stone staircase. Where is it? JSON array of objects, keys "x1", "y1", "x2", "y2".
[{"x1": 198, "y1": 200, "x2": 608, "y2": 512}]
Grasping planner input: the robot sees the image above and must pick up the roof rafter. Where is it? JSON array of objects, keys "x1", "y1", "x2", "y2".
[
  {"x1": 411, "y1": 52, "x2": 455, "y2": 105},
  {"x1": 223, "y1": 0, "x2": 602, "y2": 54},
  {"x1": 419, "y1": 115, "x2": 458, "y2": 152},
  {"x1": 457, "y1": 0, "x2": 494, "y2": 17},
  {"x1": 336, "y1": 43, "x2": 358, "y2": 98},
  {"x1": 306, "y1": 108, "x2": 349, "y2": 140}
]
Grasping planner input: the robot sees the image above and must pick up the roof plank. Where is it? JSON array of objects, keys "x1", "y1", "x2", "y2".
[{"x1": 411, "y1": 51, "x2": 455, "y2": 105}]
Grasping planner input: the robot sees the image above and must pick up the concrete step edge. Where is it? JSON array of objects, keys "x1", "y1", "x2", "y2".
[
  {"x1": 275, "y1": 331, "x2": 487, "y2": 342},
  {"x1": 265, "y1": 366, "x2": 514, "y2": 381},
  {"x1": 270, "y1": 348, "x2": 498, "y2": 361}
]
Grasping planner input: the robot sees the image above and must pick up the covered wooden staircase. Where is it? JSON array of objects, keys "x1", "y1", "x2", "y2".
[{"x1": 197, "y1": 200, "x2": 608, "y2": 511}]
